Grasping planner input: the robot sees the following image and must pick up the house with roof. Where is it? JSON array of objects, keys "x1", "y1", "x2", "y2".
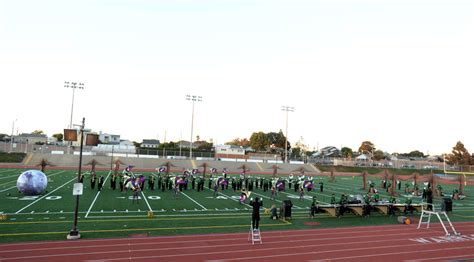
[
  {"x1": 99, "y1": 132, "x2": 120, "y2": 145},
  {"x1": 176, "y1": 140, "x2": 197, "y2": 149},
  {"x1": 13, "y1": 133, "x2": 48, "y2": 145},
  {"x1": 142, "y1": 139, "x2": 160, "y2": 148}
]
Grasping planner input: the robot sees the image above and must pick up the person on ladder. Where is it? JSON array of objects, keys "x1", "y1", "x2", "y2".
[{"x1": 250, "y1": 197, "x2": 263, "y2": 231}]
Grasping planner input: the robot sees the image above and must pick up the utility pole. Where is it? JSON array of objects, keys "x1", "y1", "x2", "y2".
[
  {"x1": 281, "y1": 106, "x2": 294, "y2": 163},
  {"x1": 186, "y1": 95, "x2": 202, "y2": 159}
]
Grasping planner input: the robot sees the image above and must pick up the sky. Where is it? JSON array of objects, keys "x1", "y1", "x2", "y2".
[{"x1": 0, "y1": 0, "x2": 473, "y2": 155}]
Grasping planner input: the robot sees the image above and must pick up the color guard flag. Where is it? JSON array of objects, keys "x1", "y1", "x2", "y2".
[
  {"x1": 276, "y1": 180, "x2": 285, "y2": 191},
  {"x1": 125, "y1": 165, "x2": 134, "y2": 172},
  {"x1": 217, "y1": 177, "x2": 228, "y2": 186},
  {"x1": 303, "y1": 180, "x2": 314, "y2": 190}
]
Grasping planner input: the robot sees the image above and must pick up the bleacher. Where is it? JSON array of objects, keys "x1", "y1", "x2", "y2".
[{"x1": 17, "y1": 153, "x2": 321, "y2": 176}]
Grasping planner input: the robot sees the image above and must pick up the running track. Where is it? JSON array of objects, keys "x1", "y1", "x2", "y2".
[{"x1": 1, "y1": 222, "x2": 473, "y2": 262}]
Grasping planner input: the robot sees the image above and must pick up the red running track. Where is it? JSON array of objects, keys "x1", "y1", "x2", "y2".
[{"x1": 1, "y1": 222, "x2": 473, "y2": 262}]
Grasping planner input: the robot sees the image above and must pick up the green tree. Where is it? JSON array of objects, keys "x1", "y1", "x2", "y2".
[
  {"x1": 32, "y1": 130, "x2": 44, "y2": 135},
  {"x1": 408, "y1": 150, "x2": 424, "y2": 158},
  {"x1": 52, "y1": 133, "x2": 63, "y2": 142},
  {"x1": 291, "y1": 147, "x2": 302, "y2": 158},
  {"x1": 341, "y1": 147, "x2": 353, "y2": 159},
  {"x1": 225, "y1": 138, "x2": 250, "y2": 147},
  {"x1": 358, "y1": 141, "x2": 375, "y2": 155},
  {"x1": 266, "y1": 131, "x2": 285, "y2": 148},
  {"x1": 158, "y1": 142, "x2": 179, "y2": 149},
  {"x1": 373, "y1": 150, "x2": 385, "y2": 161},
  {"x1": 446, "y1": 141, "x2": 472, "y2": 165},
  {"x1": 197, "y1": 141, "x2": 214, "y2": 151},
  {"x1": 249, "y1": 132, "x2": 269, "y2": 152}
]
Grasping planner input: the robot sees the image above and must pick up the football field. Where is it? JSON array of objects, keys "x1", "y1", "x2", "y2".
[{"x1": 0, "y1": 168, "x2": 472, "y2": 243}]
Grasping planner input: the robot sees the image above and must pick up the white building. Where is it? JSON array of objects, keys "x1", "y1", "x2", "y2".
[
  {"x1": 142, "y1": 139, "x2": 160, "y2": 148},
  {"x1": 99, "y1": 132, "x2": 120, "y2": 145},
  {"x1": 215, "y1": 144, "x2": 245, "y2": 156}
]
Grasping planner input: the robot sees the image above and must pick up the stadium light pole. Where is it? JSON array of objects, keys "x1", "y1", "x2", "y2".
[
  {"x1": 9, "y1": 119, "x2": 17, "y2": 153},
  {"x1": 65, "y1": 81, "x2": 84, "y2": 154},
  {"x1": 281, "y1": 106, "x2": 294, "y2": 163},
  {"x1": 186, "y1": 95, "x2": 202, "y2": 159}
]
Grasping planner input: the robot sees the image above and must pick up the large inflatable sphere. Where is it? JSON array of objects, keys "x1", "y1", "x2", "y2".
[{"x1": 17, "y1": 170, "x2": 48, "y2": 195}]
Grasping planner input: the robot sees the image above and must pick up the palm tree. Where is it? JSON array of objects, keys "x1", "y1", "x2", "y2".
[
  {"x1": 238, "y1": 164, "x2": 250, "y2": 176},
  {"x1": 389, "y1": 172, "x2": 397, "y2": 196},
  {"x1": 199, "y1": 162, "x2": 210, "y2": 178},
  {"x1": 113, "y1": 159, "x2": 126, "y2": 176},
  {"x1": 411, "y1": 172, "x2": 421, "y2": 196},
  {"x1": 292, "y1": 166, "x2": 309, "y2": 175},
  {"x1": 361, "y1": 171, "x2": 368, "y2": 191},
  {"x1": 269, "y1": 165, "x2": 281, "y2": 179},
  {"x1": 37, "y1": 159, "x2": 53, "y2": 173},
  {"x1": 159, "y1": 161, "x2": 175, "y2": 176},
  {"x1": 330, "y1": 167, "x2": 336, "y2": 182},
  {"x1": 455, "y1": 174, "x2": 466, "y2": 195},
  {"x1": 86, "y1": 159, "x2": 101, "y2": 173}
]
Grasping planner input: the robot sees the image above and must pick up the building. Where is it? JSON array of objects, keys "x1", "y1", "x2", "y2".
[
  {"x1": 214, "y1": 144, "x2": 246, "y2": 159},
  {"x1": 71, "y1": 129, "x2": 93, "y2": 147},
  {"x1": 13, "y1": 133, "x2": 48, "y2": 145},
  {"x1": 91, "y1": 139, "x2": 136, "y2": 154},
  {"x1": 312, "y1": 146, "x2": 341, "y2": 158},
  {"x1": 99, "y1": 132, "x2": 120, "y2": 145},
  {"x1": 176, "y1": 140, "x2": 197, "y2": 149},
  {"x1": 142, "y1": 139, "x2": 160, "y2": 148}
]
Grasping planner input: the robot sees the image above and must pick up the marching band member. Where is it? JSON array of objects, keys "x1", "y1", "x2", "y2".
[
  {"x1": 249, "y1": 197, "x2": 263, "y2": 231},
  {"x1": 299, "y1": 186, "x2": 305, "y2": 201},
  {"x1": 363, "y1": 193, "x2": 371, "y2": 217},
  {"x1": 240, "y1": 188, "x2": 250, "y2": 204},
  {"x1": 388, "y1": 195, "x2": 396, "y2": 216},
  {"x1": 330, "y1": 193, "x2": 336, "y2": 205}
]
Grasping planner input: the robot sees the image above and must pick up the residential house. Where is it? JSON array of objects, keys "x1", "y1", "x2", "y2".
[{"x1": 142, "y1": 139, "x2": 160, "y2": 148}]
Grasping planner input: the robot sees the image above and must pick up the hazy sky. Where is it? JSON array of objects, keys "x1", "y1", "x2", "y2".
[{"x1": 0, "y1": 0, "x2": 473, "y2": 155}]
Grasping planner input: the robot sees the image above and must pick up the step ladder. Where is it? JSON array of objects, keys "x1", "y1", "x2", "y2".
[
  {"x1": 417, "y1": 202, "x2": 460, "y2": 236},
  {"x1": 248, "y1": 221, "x2": 262, "y2": 244}
]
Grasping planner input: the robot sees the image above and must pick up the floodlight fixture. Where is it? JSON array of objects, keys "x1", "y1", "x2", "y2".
[
  {"x1": 281, "y1": 106, "x2": 295, "y2": 163},
  {"x1": 186, "y1": 94, "x2": 202, "y2": 159}
]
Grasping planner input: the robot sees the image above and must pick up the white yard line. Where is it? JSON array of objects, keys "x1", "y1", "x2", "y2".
[
  {"x1": 250, "y1": 191, "x2": 303, "y2": 209},
  {"x1": 278, "y1": 191, "x2": 309, "y2": 208},
  {"x1": 0, "y1": 186, "x2": 17, "y2": 193},
  {"x1": 0, "y1": 174, "x2": 22, "y2": 180},
  {"x1": 85, "y1": 171, "x2": 112, "y2": 218},
  {"x1": 15, "y1": 172, "x2": 72, "y2": 214},
  {"x1": 205, "y1": 186, "x2": 252, "y2": 208},
  {"x1": 140, "y1": 190, "x2": 153, "y2": 212},
  {"x1": 0, "y1": 169, "x2": 18, "y2": 174},
  {"x1": 180, "y1": 191, "x2": 207, "y2": 210}
]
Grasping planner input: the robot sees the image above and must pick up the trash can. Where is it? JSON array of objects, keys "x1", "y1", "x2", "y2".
[
  {"x1": 283, "y1": 200, "x2": 293, "y2": 219},
  {"x1": 442, "y1": 197, "x2": 452, "y2": 212}
]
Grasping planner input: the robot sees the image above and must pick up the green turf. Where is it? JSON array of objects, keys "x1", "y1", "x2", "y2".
[{"x1": 0, "y1": 168, "x2": 472, "y2": 243}]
